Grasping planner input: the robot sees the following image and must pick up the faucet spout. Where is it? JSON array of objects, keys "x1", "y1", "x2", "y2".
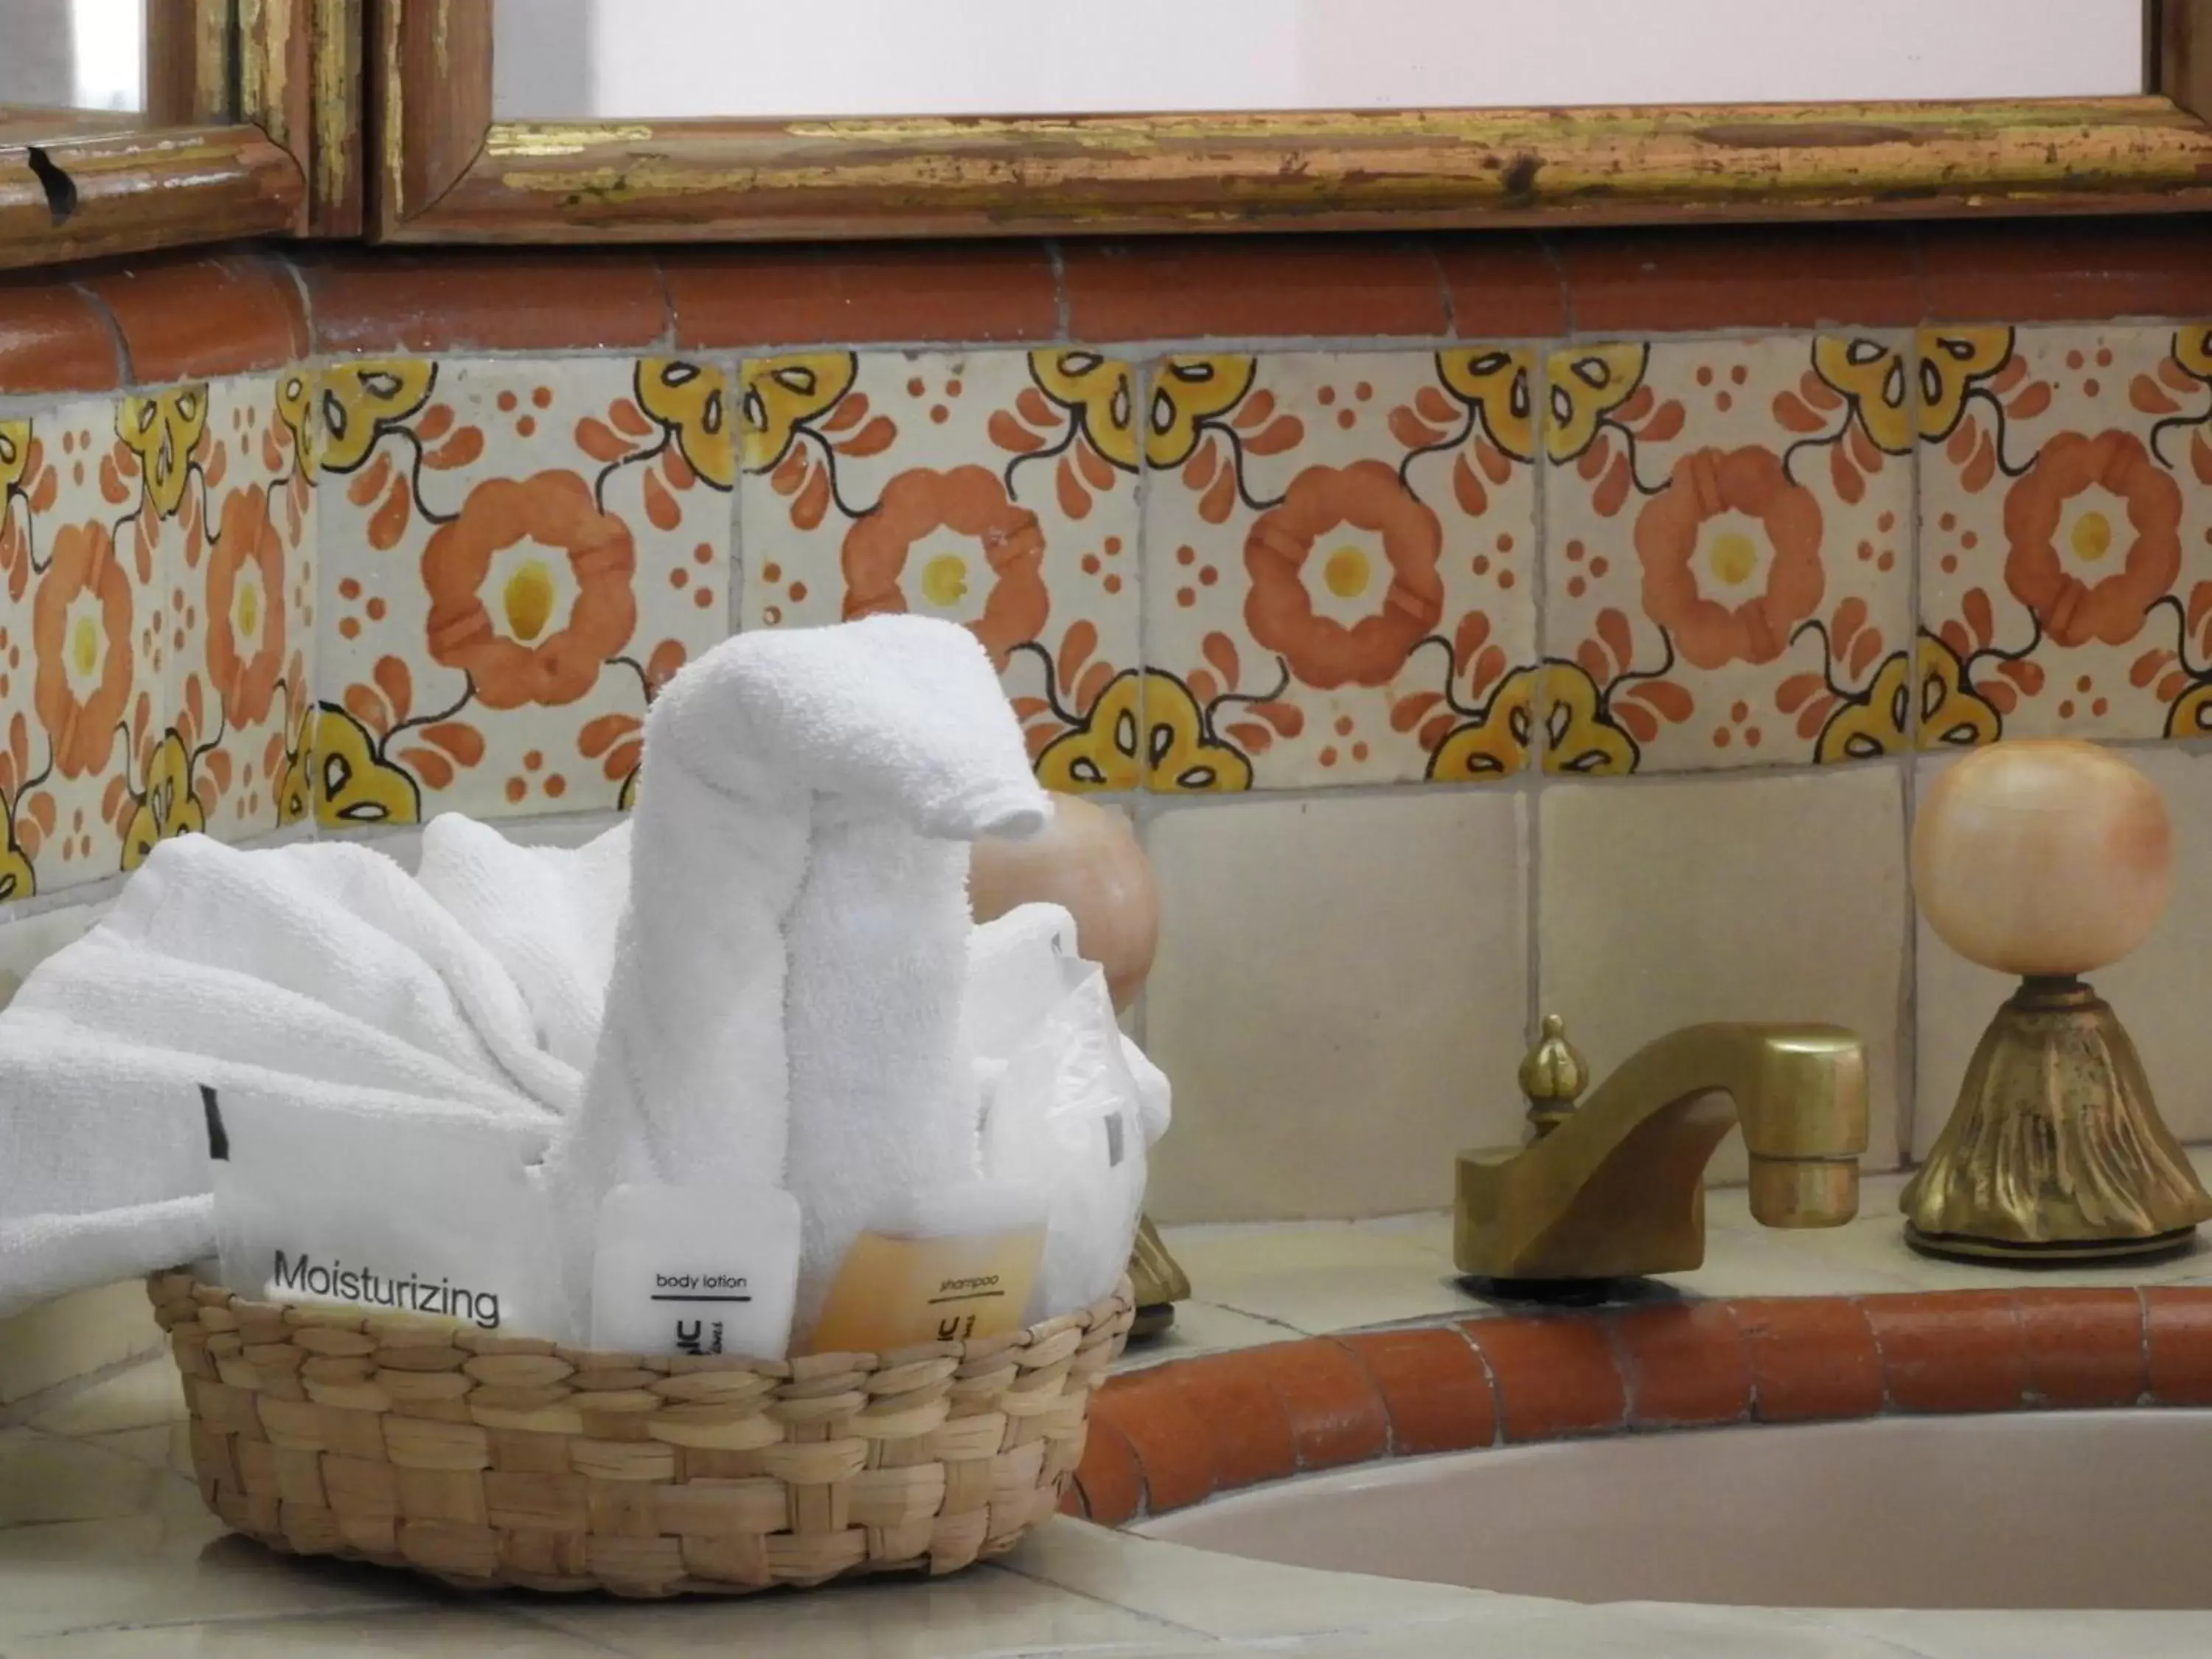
[{"x1": 1454, "y1": 1023, "x2": 1869, "y2": 1282}]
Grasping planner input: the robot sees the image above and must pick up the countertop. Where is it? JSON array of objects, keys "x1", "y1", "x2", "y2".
[{"x1": 7, "y1": 1164, "x2": 2212, "y2": 1658}]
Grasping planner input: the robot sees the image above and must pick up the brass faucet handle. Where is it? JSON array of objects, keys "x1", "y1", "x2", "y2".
[{"x1": 1519, "y1": 1013, "x2": 1588, "y2": 1138}]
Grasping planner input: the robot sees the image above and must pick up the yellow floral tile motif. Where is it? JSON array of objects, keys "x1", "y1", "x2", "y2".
[
  {"x1": 315, "y1": 356, "x2": 730, "y2": 822},
  {"x1": 1542, "y1": 335, "x2": 1914, "y2": 774},
  {"x1": 1142, "y1": 349, "x2": 1538, "y2": 788},
  {"x1": 739, "y1": 349, "x2": 1141, "y2": 790},
  {"x1": 1919, "y1": 325, "x2": 2212, "y2": 747},
  {"x1": 0, "y1": 375, "x2": 316, "y2": 907}
]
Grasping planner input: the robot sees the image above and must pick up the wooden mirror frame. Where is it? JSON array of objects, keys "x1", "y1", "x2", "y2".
[{"x1": 371, "y1": 0, "x2": 2212, "y2": 243}]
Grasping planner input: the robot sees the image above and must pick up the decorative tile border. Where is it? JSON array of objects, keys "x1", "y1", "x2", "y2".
[{"x1": 1064, "y1": 1288, "x2": 2212, "y2": 1528}]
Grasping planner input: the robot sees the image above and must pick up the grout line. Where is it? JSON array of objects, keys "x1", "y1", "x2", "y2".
[
  {"x1": 1045, "y1": 238, "x2": 1071, "y2": 339},
  {"x1": 1523, "y1": 344, "x2": 1551, "y2": 1046}
]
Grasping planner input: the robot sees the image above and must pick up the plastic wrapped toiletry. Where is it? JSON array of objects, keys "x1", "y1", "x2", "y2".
[
  {"x1": 590, "y1": 1183, "x2": 802, "y2": 1359},
  {"x1": 805, "y1": 1182, "x2": 1046, "y2": 1352},
  {"x1": 979, "y1": 956, "x2": 1154, "y2": 1322},
  {"x1": 207, "y1": 1079, "x2": 563, "y2": 1338}
]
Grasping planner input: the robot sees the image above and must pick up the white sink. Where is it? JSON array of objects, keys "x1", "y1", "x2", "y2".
[{"x1": 1137, "y1": 1411, "x2": 2212, "y2": 1610}]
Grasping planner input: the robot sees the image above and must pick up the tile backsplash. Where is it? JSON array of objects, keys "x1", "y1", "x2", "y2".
[{"x1": 5, "y1": 228, "x2": 2212, "y2": 1227}]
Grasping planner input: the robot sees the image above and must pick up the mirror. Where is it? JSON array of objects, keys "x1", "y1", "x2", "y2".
[
  {"x1": 0, "y1": 0, "x2": 147, "y2": 122},
  {"x1": 490, "y1": 0, "x2": 2147, "y2": 121}
]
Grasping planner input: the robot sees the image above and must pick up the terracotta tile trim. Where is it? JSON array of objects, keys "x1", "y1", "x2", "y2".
[
  {"x1": 8, "y1": 213, "x2": 2212, "y2": 395},
  {"x1": 1073, "y1": 1289, "x2": 2204, "y2": 1529}
]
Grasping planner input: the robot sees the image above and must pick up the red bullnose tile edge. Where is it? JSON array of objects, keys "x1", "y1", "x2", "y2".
[
  {"x1": 665, "y1": 243, "x2": 1060, "y2": 349},
  {"x1": 1336, "y1": 1327, "x2": 1497, "y2": 1455},
  {"x1": 1462, "y1": 1316, "x2": 1627, "y2": 1442},
  {"x1": 1610, "y1": 1302, "x2": 1752, "y2": 1428},
  {"x1": 1061, "y1": 237, "x2": 1449, "y2": 341},
  {"x1": 0, "y1": 277, "x2": 124, "y2": 393},
  {"x1": 80, "y1": 255, "x2": 307, "y2": 383},
  {"x1": 1732, "y1": 1297, "x2": 1883, "y2": 1423},
  {"x1": 1862, "y1": 1292, "x2": 2028, "y2": 1415},
  {"x1": 297, "y1": 251, "x2": 670, "y2": 354},
  {"x1": 1072, "y1": 1290, "x2": 2212, "y2": 1525},
  {"x1": 2145, "y1": 1287, "x2": 2212, "y2": 1405}
]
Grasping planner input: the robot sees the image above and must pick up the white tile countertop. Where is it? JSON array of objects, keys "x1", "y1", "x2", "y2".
[{"x1": 5, "y1": 1161, "x2": 2212, "y2": 1658}]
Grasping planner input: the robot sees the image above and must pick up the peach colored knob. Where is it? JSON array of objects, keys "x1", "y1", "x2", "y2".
[
  {"x1": 1913, "y1": 739, "x2": 2171, "y2": 978},
  {"x1": 970, "y1": 793, "x2": 1159, "y2": 1011}
]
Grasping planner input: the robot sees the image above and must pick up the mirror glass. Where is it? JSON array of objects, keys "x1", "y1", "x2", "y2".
[
  {"x1": 491, "y1": 0, "x2": 2146, "y2": 122},
  {"x1": 0, "y1": 0, "x2": 147, "y2": 123}
]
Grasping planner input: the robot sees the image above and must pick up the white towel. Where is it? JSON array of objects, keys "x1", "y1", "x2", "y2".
[
  {"x1": 415, "y1": 816, "x2": 633, "y2": 1074},
  {"x1": 0, "y1": 834, "x2": 572, "y2": 1316},
  {"x1": 552, "y1": 615, "x2": 1048, "y2": 1333}
]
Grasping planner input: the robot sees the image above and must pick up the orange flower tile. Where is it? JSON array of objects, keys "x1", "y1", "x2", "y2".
[
  {"x1": 1731, "y1": 1297, "x2": 1883, "y2": 1423},
  {"x1": 1062, "y1": 238, "x2": 1449, "y2": 342},
  {"x1": 1, "y1": 392, "x2": 186, "y2": 899},
  {"x1": 2143, "y1": 1287, "x2": 2212, "y2": 1406},
  {"x1": 1543, "y1": 335, "x2": 1914, "y2": 773},
  {"x1": 159, "y1": 374, "x2": 318, "y2": 844},
  {"x1": 1142, "y1": 349, "x2": 1537, "y2": 788},
  {"x1": 1554, "y1": 225, "x2": 1924, "y2": 334},
  {"x1": 0, "y1": 279, "x2": 124, "y2": 394},
  {"x1": 83, "y1": 259, "x2": 307, "y2": 385},
  {"x1": 1611, "y1": 1303, "x2": 1752, "y2": 1428},
  {"x1": 315, "y1": 356, "x2": 731, "y2": 824},
  {"x1": 738, "y1": 349, "x2": 1138, "y2": 790},
  {"x1": 1336, "y1": 1327, "x2": 1497, "y2": 1456},
  {"x1": 1169, "y1": 1349, "x2": 1299, "y2": 1493},
  {"x1": 1465, "y1": 1316, "x2": 1626, "y2": 1441},
  {"x1": 1863, "y1": 1291, "x2": 2028, "y2": 1414},
  {"x1": 1917, "y1": 324, "x2": 2212, "y2": 747},
  {"x1": 1092, "y1": 1367, "x2": 1217, "y2": 1513},
  {"x1": 2016, "y1": 1289, "x2": 2146, "y2": 1409},
  {"x1": 666, "y1": 243, "x2": 1058, "y2": 349},
  {"x1": 1267, "y1": 1340, "x2": 1388, "y2": 1472},
  {"x1": 297, "y1": 253, "x2": 669, "y2": 355}
]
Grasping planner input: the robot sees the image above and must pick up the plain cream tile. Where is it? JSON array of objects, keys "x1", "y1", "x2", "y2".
[
  {"x1": 1112, "y1": 1301, "x2": 1304, "y2": 1374},
  {"x1": 1003, "y1": 1521, "x2": 1495, "y2": 1641},
  {"x1": 1916, "y1": 745, "x2": 2212, "y2": 1153},
  {"x1": 525, "y1": 1559, "x2": 1187, "y2": 1657},
  {"x1": 27, "y1": 1360, "x2": 184, "y2": 1437},
  {"x1": 0, "y1": 1433, "x2": 161, "y2": 1528},
  {"x1": 0, "y1": 902, "x2": 103, "y2": 995},
  {"x1": 1142, "y1": 790, "x2": 1528, "y2": 1223},
  {"x1": 0, "y1": 1282, "x2": 164, "y2": 1406},
  {"x1": 1803, "y1": 1609, "x2": 2212, "y2": 1659},
  {"x1": 0, "y1": 1476, "x2": 418, "y2": 1641},
  {"x1": 10, "y1": 1608, "x2": 622, "y2": 1658},
  {"x1": 1537, "y1": 765, "x2": 1909, "y2": 1183}
]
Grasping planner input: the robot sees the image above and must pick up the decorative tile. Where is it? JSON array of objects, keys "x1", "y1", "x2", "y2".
[
  {"x1": 1141, "y1": 789, "x2": 1528, "y2": 1224},
  {"x1": 1541, "y1": 335, "x2": 1914, "y2": 774},
  {"x1": 737, "y1": 348, "x2": 1140, "y2": 790},
  {"x1": 1918, "y1": 324, "x2": 2212, "y2": 747},
  {"x1": 161, "y1": 372, "x2": 317, "y2": 846},
  {"x1": 315, "y1": 355, "x2": 733, "y2": 825},
  {"x1": 0, "y1": 394, "x2": 161, "y2": 901},
  {"x1": 1140, "y1": 349, "x2": 1538, "y2": 790}
]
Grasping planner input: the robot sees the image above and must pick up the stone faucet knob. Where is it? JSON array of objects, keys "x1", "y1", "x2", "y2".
[{"x1": 1913, "y1": 737, "x2": 2171, "y2": 979}]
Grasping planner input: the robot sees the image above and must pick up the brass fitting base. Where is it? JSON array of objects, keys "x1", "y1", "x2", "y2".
[
  {"x1": 1905, "y1": 1223, "x2": 2199, "y2": 1265},
  {"x1": 1902, "y1": 977, "x2": 2211, "y2": 1260},
  {"x1": 1125, "y1": 1213, "x2": 1191, "y2": 1340}
]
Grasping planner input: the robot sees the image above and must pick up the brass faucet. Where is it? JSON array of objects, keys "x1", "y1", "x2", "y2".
[{"x1": 1455, "y1": 1018, "x2": 1869, "y2": 1282}]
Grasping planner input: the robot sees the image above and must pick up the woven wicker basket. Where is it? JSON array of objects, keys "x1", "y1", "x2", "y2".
[{"x1": 147, "y1": 1271, "x2": 1132, "y2": 1596}]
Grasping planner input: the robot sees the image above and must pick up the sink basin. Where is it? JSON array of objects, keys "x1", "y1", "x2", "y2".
[{"x1": 1137, "y1": 1411, "x2": 2212, "y2": 1610}]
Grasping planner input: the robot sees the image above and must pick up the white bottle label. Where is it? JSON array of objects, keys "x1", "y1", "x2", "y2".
[{"x1": 590, "y1": 1184, "x2": 801, "y2": 1360}]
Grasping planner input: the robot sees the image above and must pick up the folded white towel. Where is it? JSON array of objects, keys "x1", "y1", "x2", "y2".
[
  {"x1": 552, "y1": 615, "x2": 1048, "y2": 1335},
  {"x1": 416, "y1": 816, "x2": 633, "y2": 1074},
  {"x1": 0, "y1": 834, "x2": 573, "y2": 1315}
]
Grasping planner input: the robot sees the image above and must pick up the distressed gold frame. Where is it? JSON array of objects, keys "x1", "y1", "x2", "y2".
[
  {"x1": 370, "y1": 0, "x2": 2212, "y2": 242},
  {"x1": 0, "y1": 0, "x2": 365, "y2": 268}
]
